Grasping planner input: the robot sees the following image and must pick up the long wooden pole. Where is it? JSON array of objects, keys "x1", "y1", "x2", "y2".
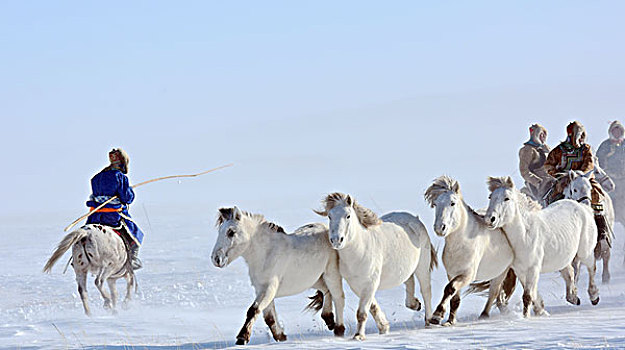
[{"x1": 63, "y1": 163, "x2": 233, "y2": 232}]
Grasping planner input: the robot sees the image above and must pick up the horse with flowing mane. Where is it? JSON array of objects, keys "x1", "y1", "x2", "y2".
[
  {"x1": 211, "y1": 207, "x2": 345, "y2": 345},
  {"x1": 43, "y1": 224, "x2": 136, "y2": 316},
  {"x1": 424, "y1": 176, "x2": 516, "y2": 326},
  {"x1": 315, "y1": 192, "x2": 436, "y2": 340},
  {"x1": 485, "y1": 176, "x2": 599, "y2": 317},
  {"x1": 559, "y1": 170, "x2": 615, "y2": 283}
]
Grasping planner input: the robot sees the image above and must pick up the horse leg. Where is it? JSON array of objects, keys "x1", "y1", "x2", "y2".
[
  {"x1": 404, "y1": 275, "x2": 421, "y2": 311},
  {"x1": 322, "y1": 264, "x2": 346, "y2": 337},
  {"x1": 602, "y1": 243, "x2": 611, "y2": 284},
  {"x1": 496, "y1": 268, "x2": 517, "y2": 314},
  {"x1": 354, "y1": 287, "x2": 377, "y2": 341},
  {"x1": 312, "y1": 278, "x2": 336, "y2": 331},
  {"x1": 445, "y1": 293, "x2": 461, "y2": 326},
  {"x1": 479, "y1": 269, "x2": 508, "y2": 319},
  {"x1": 262, "y1": 301, "x2": 286, "y2": 342},
  {"x1": 429, "y1": 273, "x2": 471, "y2": 325},
  {"x1": 369, "y1": 297, "x2": 390, "y2": 334},
  {"x1": 415, "y1": 264, "x2": 433, "y2": 325},
  {"x1": 94, "y1": 269, "x2": 113, "y2": 310},
  {"x1": 106, "y1": 278, "x2": 119, "y2": 313},
  {"x1": 123, "y1": 272, "x2": 134, "y2": 309},
  {"x1": 75, "y1": 270, "x2": 91, "y2": 316},
  {"x1": 525, "y1": 268, "x2": 545, "y2": 316},
  {"x1": 572, "y1": 256, "x2": 581, "y2": 284},
  {"x1": 583, "y1": 257, "x2": 600, "y2": 305},
  {"x1": 236, "y1": 279, "x2": 278, "y2": 345},
  {"x1": 560, "y1": 264, "x2": 580, "y2": 305}
]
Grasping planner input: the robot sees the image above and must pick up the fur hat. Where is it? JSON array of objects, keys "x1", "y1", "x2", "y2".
[
  {"x1": 566, "y1": 121, "x2": 586, "y2": 147},
  {"x1": 609, "y1": 120, "x2": 624, "y2": 142},
  {"x1": 529, "y1": 123, "x2": 547, "y2": 142},
  {"x1": 108, "y1": 148, "x2": 130, "y2": 174}
]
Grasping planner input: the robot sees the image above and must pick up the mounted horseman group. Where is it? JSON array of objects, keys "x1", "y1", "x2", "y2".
[{"x1": 43, "y1": 120, "x2": 625, "y2": 345}]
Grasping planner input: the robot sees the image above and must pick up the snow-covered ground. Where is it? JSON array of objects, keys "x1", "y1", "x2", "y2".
[{"x1": 2, "y1": 203, "x2": 625, "y2": 350}]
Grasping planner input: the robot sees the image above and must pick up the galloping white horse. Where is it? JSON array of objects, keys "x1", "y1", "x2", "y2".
[
  {"x1": 211, "y1": 207, "x2": 345, "y2": 345},
  {"x1": 424, "y1": 176, "x2": 517, "y2": 326},
  {"x1": 561, "y1": 170, "x2": 615, "y2": 283},
  {"x1": 315, "y1": 193, "x2": 436, "y2": 340},
  {"x1": 485, "y1": 176, "x2": 599, "y2": 317},
  {"x1": 43, "y1": 224, "x2": 136, "y2": 316}
]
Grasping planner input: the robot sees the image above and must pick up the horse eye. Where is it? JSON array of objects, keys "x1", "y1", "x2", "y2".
[
  {"x1": 488, "y1": 195, "x2": 492, "y2": 199},
  {"x1": 574, "y1": 189, "x2": 577, "y2": 193},
  {"x1": 346, "y1": 214, "x2": 351, "y2": 219},
  {"x1": 504, "y1": 198, "x2": 510, "y2": 201},
  {"x1": 227, "y1": 229, "x2": 235, "y2": 238},
  {"x1": 450, "y1": 202, "x2": 455, "y2": 206}
]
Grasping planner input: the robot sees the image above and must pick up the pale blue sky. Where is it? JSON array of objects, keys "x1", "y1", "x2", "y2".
[{"x1": 1, "y1": 1, "x2": 624, "y2": 227}]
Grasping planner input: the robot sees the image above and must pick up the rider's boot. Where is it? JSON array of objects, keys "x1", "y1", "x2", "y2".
[
  {"x1": 593, "y1": 203, "x2": 612, "y2": 248},
  {"x1": 130, "y1": 244, "x2": 143, "y2": 270}
]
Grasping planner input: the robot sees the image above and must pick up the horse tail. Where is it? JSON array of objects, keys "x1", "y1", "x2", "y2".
[
  {"x1": 501, "y1": 268, "x2": 517, "y2": 302},
  {"x1": 43, "y1": 229, "x2": 88, "y2": 273},
  {"x1": 465, "y1": 280, "x2": 490, "y2": 296},
  {"x1": 304, "y1": 290, "x2": 324, "y2": 313},
  {"x1": 464, "y1": 268, "x2": 517, "y2": 298},
  {"x1": 429, "y1": 242, "x2": 439, "y2": 271}
]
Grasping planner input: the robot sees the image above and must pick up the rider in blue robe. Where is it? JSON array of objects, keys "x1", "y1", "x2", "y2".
[{"x1": 86, "y1": 148, "x2": 143, "y2": 270}]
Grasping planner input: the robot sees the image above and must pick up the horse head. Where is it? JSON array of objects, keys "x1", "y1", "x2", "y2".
[
  {"x1": 425, "y1": 175, "x2": 463, "y2": 237},
  {"x1": 563, "y1": 171, "x2": 593, "y2": 206},
  {"x1": 212, "y1": 206, "x2": 250, "y2": 268},
  {"x1": 485, "y1": 176, "x2": 520, "y2": 229},
  {"x1": 315, "y1": 192, "x2": 380, "y2": 250}
]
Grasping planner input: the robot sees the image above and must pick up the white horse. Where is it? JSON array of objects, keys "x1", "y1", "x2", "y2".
[
  {"x1": 424, "y1": 176, "x2": 517, "y2": 326},
  {"x1": 315, "y1": 193, "x2": 436, "y2": 340},
  {"x1": 211, "y1": 207, "x2": 345, "y2": 345},
  {"x1": 561, "y1": 170, "x2": 615, "y2": 283},
  {"x1": 43, "y1": 224, "x2": 136, "y2": 316},
  {"x1": 485, "y1": 176, "x2": 599, "y2": 317}
]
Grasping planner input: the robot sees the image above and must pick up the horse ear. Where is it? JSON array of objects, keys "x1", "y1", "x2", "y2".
[
  {"x1": 584, "y1": 170, "x2": 593, "y2": 178},
  {"x1": 346, "y1": 195, "x2": 354, "y2": 207},
  {"x1": 452, "y1": 181, "x2": 460, "y2": 194},
  {"x1": 568, "y1": 171, "x2": 575, "y2": 182},
  {"x1": 217, "y1": 207, "x2": 233, "y2": 226},
  {"x1": 505, "y1": 176, "x2": 515, "y2": 189},
  {"x1": 233, "y1": 206, "x2": 243, "y2": 221}
]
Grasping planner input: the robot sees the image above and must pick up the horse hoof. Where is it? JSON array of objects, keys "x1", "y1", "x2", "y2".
[
  {"x1": 235, "y1": 338, "x2": 248, "y2": 345},
  {"x1": 275, "y1": 333, "x2": 287, "y2": 342},
  {"x1": 406, "y1": 298, "x2": 422, "y2": 311},
  {"x1": 334, "y1": 324, "x2": 345, "y2": 337},
  {"x1": 321, "y1": 312, "x2": 335, "y2": 330},
  {"x1": 428, "y1": 316, "x2": 442, "y2": 325},
  {"x1": 353, "y1": 333, "x2": 366, "y2": 341},
  {"x1": 602, "y1": 276, "x2": 610, "y2": 284},
  {"x1": 442, "y1": 320, "x2": 455, "y2": 327},
  {"x1": 379, "y1": 325, "x2": 390, "y2": 334},
  {"x1": 478, "y1": 312, "x2": 489, "y2": 320},
  {"x1": 566, "y1": 296, "x2": 581, "y2": 306},
  {"x1": 591, "y1": 297, "x2": 600, "y2": 305}
]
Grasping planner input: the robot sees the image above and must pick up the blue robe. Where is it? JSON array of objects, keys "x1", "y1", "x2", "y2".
[{"x1": 86, "y1": 169, "x2": 144, "y2": 245}]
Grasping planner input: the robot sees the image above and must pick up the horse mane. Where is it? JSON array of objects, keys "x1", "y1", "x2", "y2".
[
  {"x1": 315, "y1": 192, "x2": 382, "y2": 228},
  {"x1": 216, "y1": 207, "x2": 286, "y2": 234},
  {"x1": 424, "y1": 175, "x2": 461, "y2": 208},
  {"x1": 465, "y1": 203, "x2": 487, "y2": 223},
  {"x1": 487, "y1": 176, "x2": 541, "y2": 212}
]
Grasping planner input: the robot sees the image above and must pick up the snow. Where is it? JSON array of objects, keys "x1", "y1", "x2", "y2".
[{"x1": 2, "y1": 204, "x2": 625, "y2": 350}]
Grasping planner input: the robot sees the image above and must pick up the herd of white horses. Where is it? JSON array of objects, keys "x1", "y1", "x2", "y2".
[{"x1": 43, "y1": 170, "x2": 620, "y2": 345}]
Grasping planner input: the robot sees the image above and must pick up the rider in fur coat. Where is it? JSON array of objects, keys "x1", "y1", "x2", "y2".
[
  {"x1": 519, "y1": 124, "x2": 553, "y2": 201},
  {"x1": 597, "y1": 120, "x2": 625, "y2": 181},
  {"x1": 544, "y1": 121, "x2": 610, "y2": 245},
  {"x1": 86, "y1": 148, "x2": 144, "y2": 270}
]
